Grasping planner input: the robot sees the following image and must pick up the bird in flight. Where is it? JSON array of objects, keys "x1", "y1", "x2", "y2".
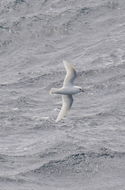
[{"x1": 50, "y1": 60, "x2": 84, "y2": 122}]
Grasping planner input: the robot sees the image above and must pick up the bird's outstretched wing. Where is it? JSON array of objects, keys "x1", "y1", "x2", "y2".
[
  {"x1": 63, "y1": 60, "x2": 77, "y2": 87},
  {"x1": 56, "y1": 95, "x2": 73, "y2": 122}
]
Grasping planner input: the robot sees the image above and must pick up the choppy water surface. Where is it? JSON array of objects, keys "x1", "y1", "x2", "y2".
[{"x1": 0, "y1": 0, "x2": 125, "y2": 189}]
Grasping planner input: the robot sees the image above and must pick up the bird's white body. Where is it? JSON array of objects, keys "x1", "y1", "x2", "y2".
[
  {"x1": 50, "y1": 86, "x2": 82, "y2": 95},
  {"x1": 50, "y1": 60, "x2": 83, "y2": 122}
]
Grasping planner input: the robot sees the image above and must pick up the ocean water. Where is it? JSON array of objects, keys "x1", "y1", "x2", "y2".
[{"x1": 0, "y1": 0, "x2": 125, "y2": 189}]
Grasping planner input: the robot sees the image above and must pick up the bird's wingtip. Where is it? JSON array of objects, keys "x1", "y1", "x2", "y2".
[
  {"x1": 63, "y1": 60, "x2": 75, "y2": 70},
  {"x1": 63, "y1": 60, "x2": 68, "y2": 65},
  {"x1": 55, "y1": 115, "x2": 64, "y2": 123},
  {"x1": 63, "y1": 60, "x2": 71, "y2": 65},
  {"x1": 63, "y1": 60, "x2": 66, "y2": 63},
  {"x1": 55, "y1": 118, "x2": 60, "y2": 123}
]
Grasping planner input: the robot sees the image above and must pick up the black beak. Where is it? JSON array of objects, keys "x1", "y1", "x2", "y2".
[{"x1": 81, "y1": 89, "x2": 84, "y2": 92}]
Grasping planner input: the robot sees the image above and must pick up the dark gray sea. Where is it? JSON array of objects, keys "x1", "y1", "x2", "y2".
[{"x1": 0, "y1": 0, "x2": 125, "y2": 189}]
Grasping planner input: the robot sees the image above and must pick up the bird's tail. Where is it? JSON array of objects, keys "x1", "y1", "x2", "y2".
[{"x1": 49, "y1": 88, "x2": 58, "y2": 95}]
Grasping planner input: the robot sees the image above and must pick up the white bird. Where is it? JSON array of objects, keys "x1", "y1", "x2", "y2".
[{"x1": 50, "y1": 60, "x2": 84, "y2": 122}]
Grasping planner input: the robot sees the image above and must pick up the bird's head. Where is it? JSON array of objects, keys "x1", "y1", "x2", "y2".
[
  {"x1": 75, "y1": 86, "x2": 84, "y2": 93},
  {"x1": 79, "y1": 87, "x2": 84, "y2": 92}
]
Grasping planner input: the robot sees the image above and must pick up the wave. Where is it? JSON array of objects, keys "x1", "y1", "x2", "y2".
[
  {"x1": 20, "y1": 148, "x2": 125, "y2": 177},
  {"x1": 0, "y1": 0, "x2": 121, "y2": 50},
  {"x1": 0, "y1": 176, "x2": 25, "y2": 183}
]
